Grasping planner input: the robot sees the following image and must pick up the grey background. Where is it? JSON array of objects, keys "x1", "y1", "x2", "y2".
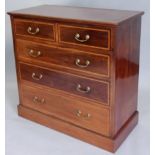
[{"x1": 5, "y1": 0, "x2": 150, "y2": 155}]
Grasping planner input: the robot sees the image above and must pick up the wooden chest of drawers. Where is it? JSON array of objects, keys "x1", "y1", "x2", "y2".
[{"x1": 8, "y1": 5, "x2": 144, "y2": 152}]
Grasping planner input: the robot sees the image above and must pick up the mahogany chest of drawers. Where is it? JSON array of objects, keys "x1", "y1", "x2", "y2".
[{"x1": 8, "y1": 5, "x2": 144, "y2": 152}]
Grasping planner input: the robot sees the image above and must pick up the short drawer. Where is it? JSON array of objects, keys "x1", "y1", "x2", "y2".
[
  {"x1": 20, "y1": 63, "x2": 110, "y2": 105},
  {"x1": 14, "y1": 19, "x2": 56, "y2": 41},
  {"x1": 21, "y1": 84, "x2": 110, "y2": 136},
  {"x1": 16, "y1": 40, "x2": 110, "y2": 78},
  {"x1": 58, "y1": 24, "x2": 111, "y2": 50}
]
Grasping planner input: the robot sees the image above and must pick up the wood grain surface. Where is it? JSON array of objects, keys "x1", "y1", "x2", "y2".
[{"x1": 8, "y1": 5, "x2": 143, "y2": 152}]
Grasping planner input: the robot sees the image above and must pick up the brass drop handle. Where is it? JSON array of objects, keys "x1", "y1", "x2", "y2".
[
  {"x1": 75, "y1": 33, "x2": 90, "y2": 43},
  {"x1": 76, "y1": 84, "x2": 91, "y2": 94},
  {"x1": 75, "y1": 58, "x2": 90, "y2": 68},
  {"x1": 76, "y1": 110, "x2": 82, "y2": 117},
  {"x1": 33, "y1": 96, "x2": 45, "y2": 104},
  {"x1": 76, "y1": 110, "x2": 91, "y2": 120},
  {"x1": 27, "y1": 26, "x2": 40, "y2": 35},
  {"x1": 28, "y1": 49, "x2": 42, "y2": 58},
  {"x1": 83, "y1": 113, "x2": 91, "y2": 119},
  {"x1": 32, "y1": 73, "x2": 43, "y2": 81}
]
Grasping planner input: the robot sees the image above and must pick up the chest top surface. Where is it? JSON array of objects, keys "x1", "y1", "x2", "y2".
[{"x1": 8, "y1": 5, "x2": 144, "y2": 25}]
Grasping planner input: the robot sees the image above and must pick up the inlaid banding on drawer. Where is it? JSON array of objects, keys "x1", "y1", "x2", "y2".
[
  {"x1": 14, "y1": 19, "x2": 56, "y2": 41},
  {"x1": 21, "y1": 84, "x2": 110, "y2": 136},
  {"x1": 58, "y1": 24, "x2": 111, "y2": 50},
  {"x1": 19, "y1": 63, "x2": 110, "y2": 105},
  {"x1": 16, "y1": 40, "x2": 110, "y2": 78}
]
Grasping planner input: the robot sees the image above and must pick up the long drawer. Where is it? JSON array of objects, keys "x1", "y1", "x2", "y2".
[
  {"x1": 21, "y1": 84, "x2": 110, "y2": 136},
  {"x1": 16, "y1": 40, "x2": 110, "y2": 78},
  {"x1": 19, "y1": 63, "x2": 110, "y2": 105}
]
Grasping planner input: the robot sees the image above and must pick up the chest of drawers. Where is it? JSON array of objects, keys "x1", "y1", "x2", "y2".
[{"x1": 8, "y1": 5, "x2": 144, "y2": 152}]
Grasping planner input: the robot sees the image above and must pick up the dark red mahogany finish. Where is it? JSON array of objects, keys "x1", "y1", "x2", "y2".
[{"x1": 8, "y1": 5, "x2": 144, "y2": 152}]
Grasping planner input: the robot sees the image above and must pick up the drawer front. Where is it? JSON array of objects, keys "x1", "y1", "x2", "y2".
[
  {"x1": 16, "y1": 40, "x2": 110, "y2": 78},
  {"x1": 21, "y1": 84, "x2": 110, "y2": 136},
  {"x1": 20, "y1": 63, "x2": 109, "y2": 105},
  {"x1": 14, "y1": 19, "x2": 56, "y2": 41},
  {"x1": 58, "y1": 25, "x2": 111, "y2": 50}
]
